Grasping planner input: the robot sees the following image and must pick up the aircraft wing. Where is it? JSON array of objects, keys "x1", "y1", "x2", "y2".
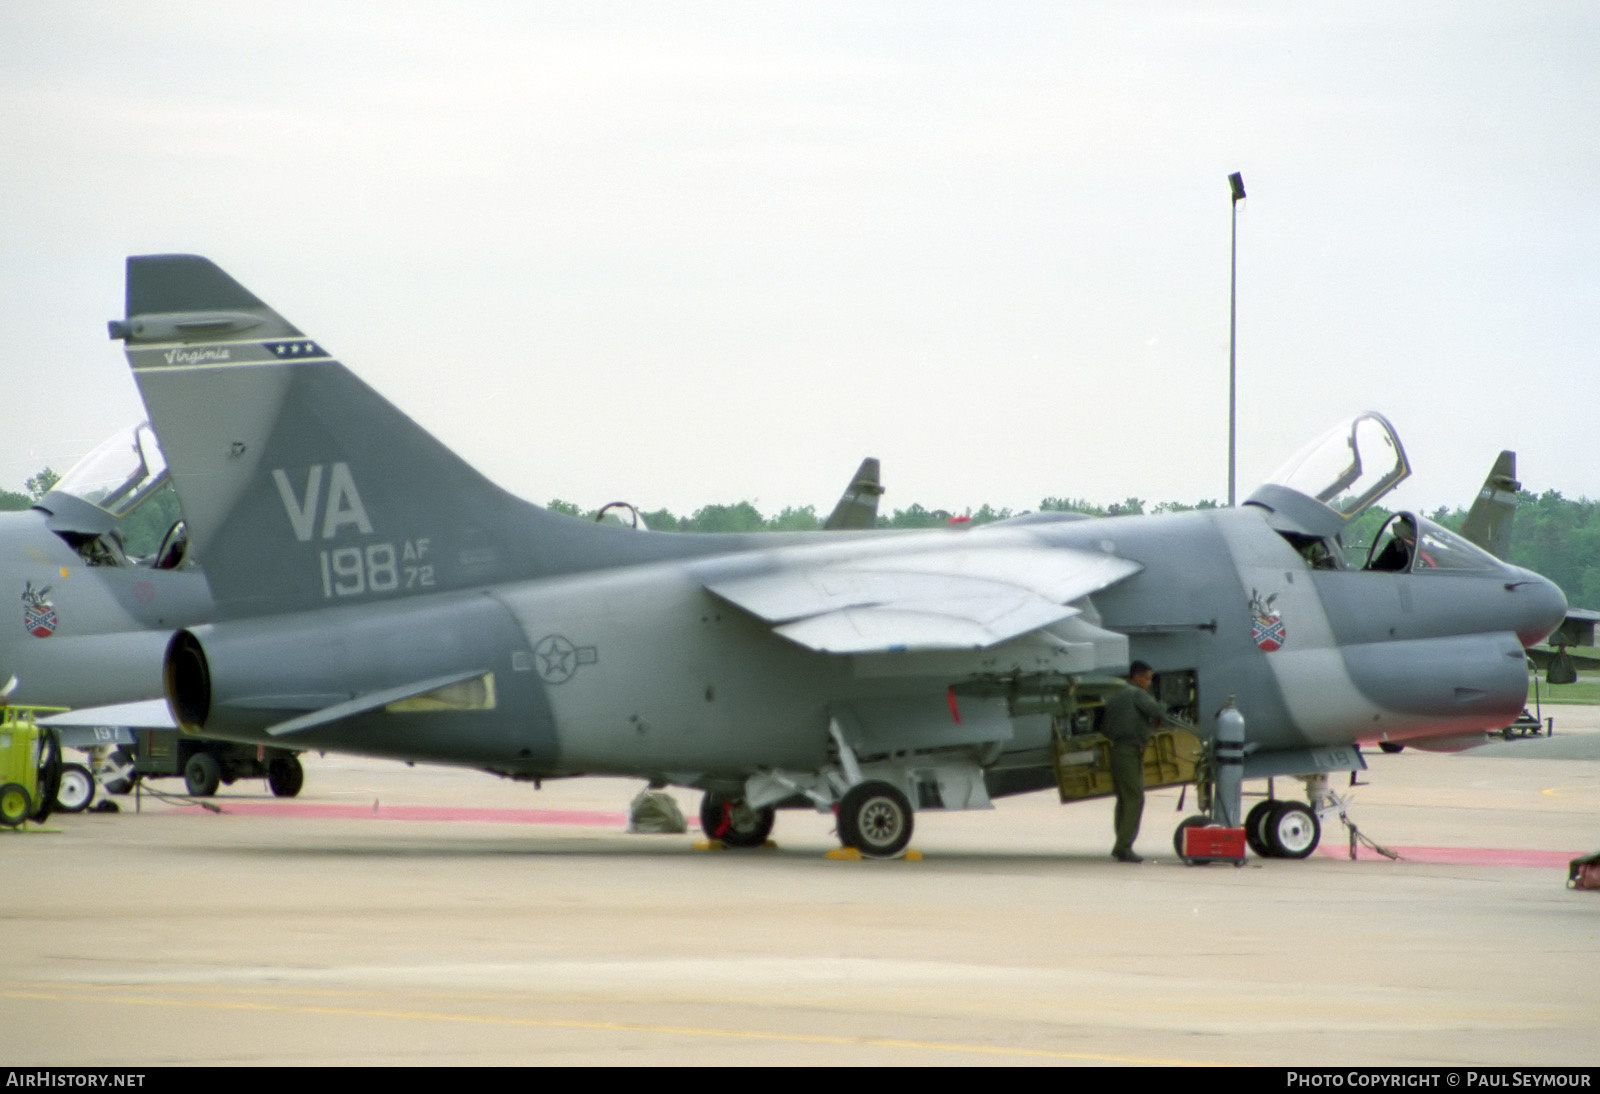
[{"x1": 707, "y1": 545, "x2": 1141, "y2": 654}]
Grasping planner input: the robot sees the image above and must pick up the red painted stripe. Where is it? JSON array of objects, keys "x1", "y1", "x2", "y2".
[
  {"x1": 1315, "y1": 843, "x2": 1579, "y2": 868},
  {"x1": 165, "y1": 803, "x2": 1587, "y2": 867},
  {"x1": 171, "y1": 801, "x2": 628, "y2": 826}
]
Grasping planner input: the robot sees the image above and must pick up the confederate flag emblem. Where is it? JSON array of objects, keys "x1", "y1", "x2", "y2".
[
  {"x1": 22, "y1": 582, "x2": 56, "y2": 638},
  {"x1": 1250, "y1": 589, "x2": 1285, "y2": 652}
]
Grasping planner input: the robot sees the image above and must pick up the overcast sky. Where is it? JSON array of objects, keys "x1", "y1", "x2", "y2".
[{"x1": 2, "y1": 3, "x2": 1596, "y2": 519}]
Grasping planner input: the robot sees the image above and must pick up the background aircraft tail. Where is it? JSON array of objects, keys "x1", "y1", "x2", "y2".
[
  {"x1": 1460, "y1": 451, "x2": 1519, "y2": 560},
  {"x1": 823, "y1": 458, "x2": 884, "y2": 531},
  {"x1": 112, "y1": 255, "x2": 685, "y2": 618}
]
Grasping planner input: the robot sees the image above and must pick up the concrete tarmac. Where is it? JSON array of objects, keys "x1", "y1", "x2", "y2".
[{"x1": 3, "y1": 708, "x2": 1599, "y2": 1067}]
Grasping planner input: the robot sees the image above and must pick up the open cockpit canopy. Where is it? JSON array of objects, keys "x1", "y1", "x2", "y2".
[
  {"x1": 38, "y1": 424, "x2": 185, "y2": 565},
  {"x1": 51, "y1": 423, "x2": 168, "y2": 519},
  {"x1": 1246, "y1": 413, "x2": 1411, "y2": 540}
]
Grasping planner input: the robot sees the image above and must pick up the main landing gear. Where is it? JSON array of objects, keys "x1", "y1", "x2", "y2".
[
  {"x1": 698, "y1": 792, "x2": 775, "y2": 849},
  {"x1": 697, "y1": 778, "x2": 920, "y2": 859},
  {"x1": 836, "y1": 781, "x2": 914, "y2": 859}
]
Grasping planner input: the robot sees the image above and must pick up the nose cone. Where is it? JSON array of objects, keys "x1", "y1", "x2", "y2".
[{"x1": 1508, "y1": 568, "x2": 1568, "y2": 648}]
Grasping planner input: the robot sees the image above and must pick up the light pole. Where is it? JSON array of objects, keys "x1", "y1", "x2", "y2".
[{"x1": 1227, "y1": 171, "x2": 1246, "y2": 508}]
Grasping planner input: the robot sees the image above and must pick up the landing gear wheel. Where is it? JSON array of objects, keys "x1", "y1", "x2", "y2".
[
  {"x1": 267, "y1": 756, "x2": 304, "y2": 798},
  {"x1": 698, "y1": 793, "x2": 774, "y2": 848},
  {"x1": 55, "y1": 763, "x2": 95, "y2": 814},
  {"x1": 1173, "y1": 814, "x2": 1214, "y2": 865},
  {"x1": 837, "y1": 781, "x2": 914, "y2": 858},
  {"x1": 1378, "y1": 741, "x2": 1405, "y2": 754},
  {"x1": 1264, "y1": 801, "x2": 1320, "y2": 859},
  {"x1": 1245, "y1": 800, "x2": 1277, "y2": 857},
  {"x1": 183, "y1": 752, "x2": 221, "y2": 797},
  {"x1": 31, "y1": 728, "x2": 61, "y2": 824},
  {"x1": 0, "y1": 783, "x2": 33, "y2": 827},
  {"x1": 104, "y1": 749, "x2": 135, "y2": 795}
]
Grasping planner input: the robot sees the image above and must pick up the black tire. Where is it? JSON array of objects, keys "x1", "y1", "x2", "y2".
[
  {"x1": 267, "y1": 756, "x2": 304, "y2": 798},
  {"x1": 698, "y1": 792, "x2": 774, "y2": 848},
  {"x1": 1378, "y1": 741, "x2": 1405, "y2": 754},
  {"x1": 0, "y1": 782, "x2": 32, "y2": 827},
  {"x1": 1264, "y1": 801, "x2": 1320, "y2": 859},
  {"x1": 55, "y1": 763, "x2": 95, "y2": 814},
  {"x1": 184, "y1": 752, "x2": 222, "y2": 797},
  {"x1": 1173, "y1": 814, "x2": 1215, "y2": 864},
  {"x1": 104, "y1": 749, "x2": 135, "y2": 795},
  {"x1": 1245, "y1": 800, "x2": 1277, "y2": 857},
  {"x1": 837, "y1": 781, "x2": 914, "y2": 858},
  {"x1": 31, "y1": 728, "x2": 61, "y2": 824}
]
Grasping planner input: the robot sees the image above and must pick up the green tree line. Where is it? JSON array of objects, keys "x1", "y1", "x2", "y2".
[
  {"x1": 554, "y1": 490, "x2": 1600, "y2": 609},
  {"x1": 0, "y1": 467, "x2": 58, "y2": 511},
  {"x1": 546, "y1": 494, "x2": 1224, "y2": 534},
  {"x1": 10, "y1": 465, "x2": 1600, "y2": 607}
]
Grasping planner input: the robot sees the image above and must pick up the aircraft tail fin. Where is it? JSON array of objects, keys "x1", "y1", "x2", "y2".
[
  {"x1": 1460, "y1": 451, "x2": 1519, "y2": 560},
  {"x1": 823, "y1": 458, "x2": 884, "y2": 531},
  {"x1": 111, "y1": 255, "x2": 654, "y2": 618}
]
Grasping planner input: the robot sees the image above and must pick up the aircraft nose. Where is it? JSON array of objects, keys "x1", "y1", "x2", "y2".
[{"x1": 1508, "y1": 568, "x2": 1567, "y2": 648}]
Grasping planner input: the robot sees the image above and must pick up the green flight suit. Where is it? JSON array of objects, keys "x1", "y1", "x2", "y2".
[{"x1": 1102, "y1": 682, "x2": 1171, "y2": 857}]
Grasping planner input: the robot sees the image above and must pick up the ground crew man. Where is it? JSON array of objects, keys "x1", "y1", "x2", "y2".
[{"x1": 1103, "y1": 660, "x2": 1189, "y2": 862}]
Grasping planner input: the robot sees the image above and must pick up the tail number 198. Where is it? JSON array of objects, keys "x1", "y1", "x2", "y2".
[{"x1": 319, "y1": 541, "x2": 434, "y2": 598}]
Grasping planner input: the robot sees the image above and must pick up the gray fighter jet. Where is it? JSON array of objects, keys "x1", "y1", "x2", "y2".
[{"x1": 108, "y1": 255, "x2": 1568, "y2": 858}]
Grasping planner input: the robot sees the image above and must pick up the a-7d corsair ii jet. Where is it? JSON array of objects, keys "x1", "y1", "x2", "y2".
[{"x1": 108, "y1": 255, "x2": 1567, "y2": 858}]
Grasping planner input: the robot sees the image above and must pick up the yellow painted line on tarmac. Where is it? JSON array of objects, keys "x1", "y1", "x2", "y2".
[{"x1": 0, "y1": 984, "x2": 1212, "y2": 1066}]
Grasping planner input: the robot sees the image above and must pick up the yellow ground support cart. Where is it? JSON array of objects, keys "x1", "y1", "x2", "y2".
[
  {"x1": 1052, "y1": 725, "x2": 1205, "y2": 802},
  {"x1": 0, "y1": 706, "x2": 64, "y2": 827}
]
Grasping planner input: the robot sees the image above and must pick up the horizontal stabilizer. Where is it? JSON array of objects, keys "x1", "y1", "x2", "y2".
[
  {"x1": 708, "y1": 544, "x2": 1139, "y2": 654},
  {"x1": 263, "y1": 669, "x2": 489, "y2": 737},
  {"x1": 39, "y1": 700, "x2": 175, "y2": 732}
]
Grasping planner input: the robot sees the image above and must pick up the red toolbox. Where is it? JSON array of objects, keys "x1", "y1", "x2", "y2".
[{"x1": 1182, "y1": 825, "x2": 1247, "y2": 863}]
